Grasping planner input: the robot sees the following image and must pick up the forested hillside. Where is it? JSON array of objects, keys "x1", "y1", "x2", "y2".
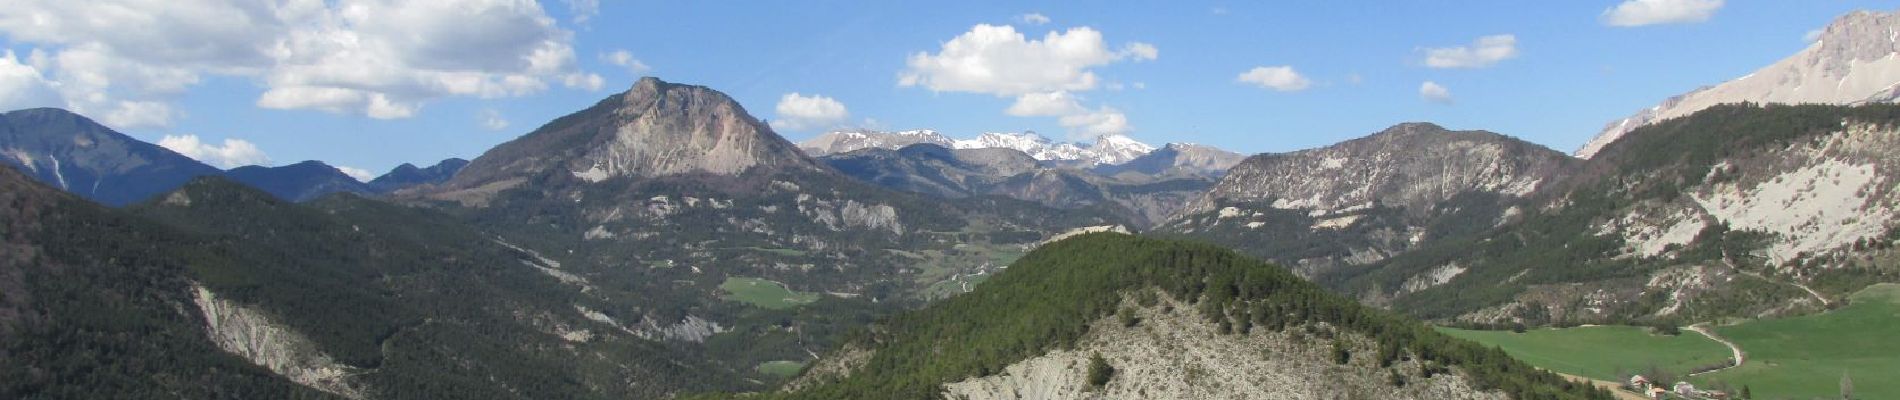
[{"x1": 748, "y1": 234, "x2": 1610, "y2": 400}]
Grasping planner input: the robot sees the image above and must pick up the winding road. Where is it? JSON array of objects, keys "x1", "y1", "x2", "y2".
[{"x1": 1686, "y1": 324, "x2": 1744, "y2": 377}]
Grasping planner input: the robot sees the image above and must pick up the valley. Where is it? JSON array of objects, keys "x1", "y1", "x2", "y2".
[
  {"x1": 1445, "y1": 284, "x2": 1900, "y2": 399},
  {"x1": 3, "y1": 4, "x2": 1900, "y2": 400}
]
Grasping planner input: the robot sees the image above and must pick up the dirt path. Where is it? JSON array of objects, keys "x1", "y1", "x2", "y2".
[
  {"x1": 1686, "y1": 324, "x2": 1744, "y2": 377},
  {"x1": 1556, "y1": 373, "x2": 1648, "y2": 400},
  {"x1": 1725, "y1": 252, "x2": 1830, "y2": 306}
]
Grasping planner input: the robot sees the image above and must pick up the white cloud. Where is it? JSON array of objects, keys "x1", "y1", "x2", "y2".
[
  {"x1": 158, "y1": 134, "x2": 271, "y2": 168},
  {"x1": 901, "y1": 24, "x2": 1148, "y2": 138},
  {"x1": 1119, "y1": 42, "x2": 1158, "y2": 61},
  {"x1": 1056, "y1": 106, "x2": 1129, "y2": 138},
  {"x1": 479, "y1": 108, "x2": 509, "y2": 130},
  {"x1": 564, "y1": 0, "x2": 599, "y2": 26},
  {"x1": 0, "y1": 0, "x2": 598, "y2": 124},
  {"x1": 1235, "y1": 66, "x2": 1311, "y2": 92},
  {"x1": 1004, "y1": 91, "x2": 1129, "y2": 138},
  {"x1": 101, "y1": 101, "x2": 176, "y2": 128},
  {"x1": 1602, "y1": 0, "x2": 1723, "y2": 27},
  {"x1": 771, "y1": 92, "x2": 850, "y2": 132},
  {"x1": 1804, "y1": 29, "x2": 1824, "y2": 43},
  {"x1": 563, "y1": 72, "x2": 605, "y2": 91},
  {"x1": 1018, "y1": 13, "x2": 1051, "y2": 25},
  {"x1": 0, "y1": 50, "x2": 63, "y2": 111},
  {"x1": 336, "y1": 165, "x2": 375, "y2": 182},
  {"x1": 601, "y1": 49, "x2": 652, "y2": 75},
  {"x1": 1419, "y1": 81, "x2": 1453, "y2": 104},
  {"x1": 1423, "y1": 34, "x2": 1517, "y2": 69},
  {"x1": 899, "y1": 24, "x2": 1154, "y2": 96}
]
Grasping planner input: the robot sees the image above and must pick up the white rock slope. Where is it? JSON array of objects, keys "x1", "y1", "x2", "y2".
[
  {"x1": 1579, "y1": 10, "x2": 1900, "y2": 158},
  {"x1": 193, "y1": 284, "x2": 368, "y2": 399}
]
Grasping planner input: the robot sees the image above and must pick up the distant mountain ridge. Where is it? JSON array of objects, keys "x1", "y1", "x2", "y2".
[
  {"x1": 368, "y1": 158, "x2": 468, "y2": 192},
  {"x1": 799, "y1": 129, "x2": 1171, "y2": 166},
  {"x1": 225, "y1": 160, "x2": 374, "y2": 202},
  {"x1": 0, "y1": 108, "x2": 223, "y2": 205},
  {"x1": 1578, "y1": 9, "x2": 1900, "y2": 158},
  {"x1": 820, "y1": 143, "x2": 1215, "y2": 227}
]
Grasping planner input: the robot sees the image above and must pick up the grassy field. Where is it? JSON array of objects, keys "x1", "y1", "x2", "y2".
[
  {"x1": 1693, "y1": 283, "x2": 1900, "y2": 399},
  {"x1": 719, "y1": 277, "x2": 820, "y2": 309},
  {"x1": 1437, "y1": 325, "x2": 1732, "y2": 382},
  {"x1": 755, "y1": 360, "x2": 806, "y2": 378}
]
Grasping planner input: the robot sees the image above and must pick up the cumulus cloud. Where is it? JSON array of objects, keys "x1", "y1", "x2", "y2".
[
  {"x1": 899, "y1": 24, "x2": 1154, "y2": 96},
  {"x1": 1235, "y1": 66, "x2": 1311, "y2": 92},
  {"x1": 1004, "y1": 91, "x2": 1129, "y2": 139},
  {"x1": 900, "y1": 24, "x2": 1148, "y2": 138},
  {"x1": 479, "y1": 108, "x2": 510, "y2": 131},
  {"x1": 564, "y1": 0, "x2": 599, "y2": 26},
  {"x1": 1423, "y1": 34, "x2": 1518, "y2": 69},
  {"x1": 601, "y1": 49, "x2": 652, "y2": 75},
  {"x1": 1018, "y1": 13, "x2": 1051, "y2": 25},
  {"x1": 771, "y1": 92, "x2": 850, "y2": 132},
  {"x1": 1419, "y1": 81, "x2": 1453, "y2": 104},
  {"x1": 0, "y1": 0, "x2": 600, "y2": 125},
  {"x1": 336, "y1": 166, "x2": 375, "y2": 182},
  {"x1": 1602, "y1": 0, "x2": 1723, "y2": 27},
  {"x1": 159, "y1": 134, "x2": 271, "y2": 168},
  {"x1": 0, "y1": 50, "x2": 63, "y2": 111}
]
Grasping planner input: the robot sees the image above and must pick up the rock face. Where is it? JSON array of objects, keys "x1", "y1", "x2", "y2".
[
  {"x1": 192, "y1": 285, "x2": 367, "y2": 399},
  {"x1": 0, "y1": 108, "x2": 221, "y2": 205},
  {"x1": 368, "y1": 158, "x2": 468, "y2": 193},
  {"x1": 1183, "y1": 123, "x2": 1570, "y2": 218},
  {"x1": 1095, "y1": 142, "x2": 1245, "y2": 178},
  {"x1": 443, "y1": 77, "x2": 822, "y2": 197},
  {"x1": 1162, "y1": 123, "x2": 1575, "y2": 274},
  {"x1": 1577, "y1": 9, "x2": 1900, "y2": 159},
  {"x1": 943, "y1": 296, "x2": 1507, "y2": 400},
  {"x1": 224, "y1": 160, "x2": 373, "y2": 202}
]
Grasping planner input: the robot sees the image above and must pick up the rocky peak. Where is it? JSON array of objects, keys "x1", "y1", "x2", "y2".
[
  {"x1": 1577, "y1": 9, "x2": 1900, "y2": 159},
  {"x1": 1810, "y1": 10, "x2": 1900, "y2": 75},
  {"x1": 439, "y1": 77, "x2": 821, "y2": 198},
  {"x1": 1181, "y1": 122, "x2": 1574, "y2": 217}
]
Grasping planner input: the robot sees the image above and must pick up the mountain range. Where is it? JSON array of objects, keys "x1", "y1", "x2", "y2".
[
  {"x1": 0, "y1": 107, "x2": 472, "y2": 203},
  {"x1": 799, "y1": 129, "x2": 1168, "y2": 167},
  {"x1": 5, "y1": 8, "x2": 1900, "y2": 400}
]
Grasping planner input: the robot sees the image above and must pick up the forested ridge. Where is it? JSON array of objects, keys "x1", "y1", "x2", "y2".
[{"x1": 739, "y1": 233, "x2": 1611, "y2": 400}]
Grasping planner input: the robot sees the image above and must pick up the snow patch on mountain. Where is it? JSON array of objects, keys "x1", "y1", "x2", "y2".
[{"x1": 799, "y1": 129, "x2": 1160, "y2": 165}]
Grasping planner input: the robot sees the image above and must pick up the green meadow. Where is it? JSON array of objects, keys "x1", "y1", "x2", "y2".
[
  {"x1": 1692, "y1": 284, "x2": 1900, "y2": 399},
  {"x1": 1444, "y1": 284, "x2": 1900, "y2": 399},
  {"x1": 719, "y1": 277, "x2": 820, "y2": 309},
  {"x1": 1438, "y1": 325, "x2": 1732, "y2": 382}
]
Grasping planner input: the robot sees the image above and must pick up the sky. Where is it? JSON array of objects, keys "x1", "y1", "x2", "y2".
[{"x1": 0, "y1": 0, "x2": 1892, "y2": 180}]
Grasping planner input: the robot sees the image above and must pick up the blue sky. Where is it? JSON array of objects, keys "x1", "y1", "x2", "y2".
[{"x1": 0, "y1": 1, "x2": 1892, "y2": 178}]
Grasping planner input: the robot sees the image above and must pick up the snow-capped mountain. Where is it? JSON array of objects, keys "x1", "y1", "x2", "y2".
[
  {"x1": 796, "y1": 129, "x2": 957, "y2": 156},
  {"x1": 800, "y1": 129, "x2": 1160, "y2": 165},
  {"x1": 1577, "y1": 9, "x2": 1900, "y2": 159}
]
